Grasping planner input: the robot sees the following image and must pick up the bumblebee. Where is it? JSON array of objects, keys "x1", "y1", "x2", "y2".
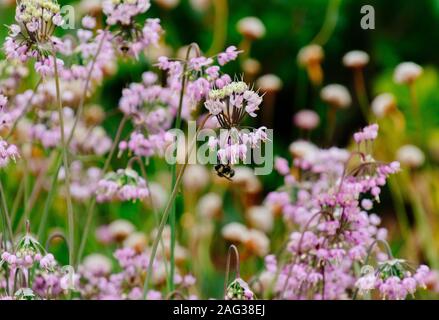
[
  {"x1": 214, "y1": 163, "x2": 235, "y2": 181},
  {"x1": 119, "y1": 44, "x2": 130, "y2": 54}
]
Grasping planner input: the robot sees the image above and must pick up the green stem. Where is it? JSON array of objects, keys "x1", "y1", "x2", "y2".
[
  {"x1": 207, "y1": 0, "x2": 229, "y2": 56},
  {"x1": 127, "y1": 156, "x2": 170, "y2": 281},
  {"x1": 5, "y1": 77, "x2": 42, "y2": 141},
  {"x1": 36, "y1": 31, "x2": 108, "y2": 251},
  {"x1": 168, "y1": 43, "x2": 200, "y2": 293},
  {"x1": 224, "y1": 244, "x2": 240, "y2": 296},
  {"x1": 10, "y1": 178, "x2": 25, "y2": 225},
  {"x1": 352, "y1": 239, "x2": 393, "y2": 300},
  {"x1": 143, "y1": 115, "x2": 210, "y2": 299},
  {"x1": 52, "y1": 48, "x2": 75, "y2": 267},
  {"x1": 311, "y1": 0, "x2": 342, "y2": 46},
  {"x1": 76, "y1": 116, "x2": 128, "y2": 267},
  {"x1": 0, "y1": 179, "x2": 13, "y2": 245},
  {"x1": 37, "y1": 153, "x2": 62, "y2": 240}
]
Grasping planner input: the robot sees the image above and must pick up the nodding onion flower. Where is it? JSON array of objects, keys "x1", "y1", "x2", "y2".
[
  {"x1": 102, "y1": 0, "x2": 162, "y2": 58},
  {"x1": 204, "y1": 81, "x2": 268, "y2": 166},
  {"x1": 4, "y1": 0, "x2": 64, "y2": 63},
  {"x1": 355, "y1": 259, "x2": 429, "y2": 300}
]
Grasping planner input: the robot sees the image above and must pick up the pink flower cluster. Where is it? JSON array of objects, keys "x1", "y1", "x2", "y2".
[
  {"x1": 208, "y1": 127, "x2": 269, "y2": 165},
  {"x1": 258, "y1": 125, "x2": 424, "y2": 300},
  {"x1": 78, "y1": 247, "x2": 197, "y2": 300},
  {"x1": 353, "y1": 123, "x2": 379, "y2": 144},
  {"x1": 202, "y1": 82, "x2": 267, "y2": 165},
  {"x1": 0, "y1": 140, "x2": 19, "y2": 168},
  {"x1": 0, "y1": 233, "x2": 73, "y2": 300},
  {"x1": 29, "y1": 107, "x2": 111, "y2": 155},
  {"x1": 204, "y1": 82, "x2": 263, "y2": 119},
  {"x1": 156, "y1": 46, "x2": 240, "y2": 104},
  {"x1": 58, "y1": 161, "x2": 102, "y2": 202},
  {"x1": 117, "y1": 72, "x2": 181, "y2": 158},
  {"x1": 96, "y1": 168, "x2": 150, "y2": 203},
  {"x1": 103, "y1": 0, "x2": 151, "y2": 25},
  {"x1": 4, "y1": 0, "x2": 64, "y2": 66},
  {"x1": 218, "y1": 46, "x2": 242, "y2": 66},
  {"x1": 356, "y1": 261, "x2": 429, "y2": 300}
]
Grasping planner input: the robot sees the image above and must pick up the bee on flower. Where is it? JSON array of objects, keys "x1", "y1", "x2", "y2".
[
  {"x1": 102, "y1": 0, "x2": 163, "y2": 58},
  {"x1": 204, "y1": 81, "x2": 267, "y2": 177}
]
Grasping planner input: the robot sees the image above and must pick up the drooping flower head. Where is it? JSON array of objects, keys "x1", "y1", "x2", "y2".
[
  {"x1": 204, "y1": 81, "x2": 268, "y2": 166},
  {"x1": 103, "y1": 0, "x2": 151, "y2": 26},
  {"x1": 0, "y1": 226, "x2": 75, "y2": 300},
  {"x1": 225, "y1": 278, "x2": 255, "y2": 300},
  {"x1": 205, "y1": 81, "x2": 263, "y2": 124},
  {"x1": 102, "y1": 0, "x2": 162, "y2": 58},
  {"x1": 4, "y1": 0, "x2": 64, "y2": 63},
  {"x1": 260, "y1": 125, "x2": 405, "y2": 299},
  {"x1": 0, "y1": 139, "x2": 20, "y2": 168},
  {"x1": 356, "y1": 259, "x2": 430, "y2": 300}
]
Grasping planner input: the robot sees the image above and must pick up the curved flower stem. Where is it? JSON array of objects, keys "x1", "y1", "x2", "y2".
[
  {"x1": 143, "y1": 115, "x2": 210, "y2": 299},
  {"x1": 52, "y1": 48, "x2": 75, "y2": 267},
  {"x1": 0, "y1": 180, "x2": 13, "y2": 245},
  {"x1": 168, "y1": 43, "x2": 201, "y2": 292},
  {"x1": 224, "y1": 244, "x2": 240, "y2": 296},
  {"x1": 37, "y1": 154, "x2": 62, "y2": 241},
  {"x1": 126, "y1": 156, "x2": 169, "y2": 280},
  {"x1": 45, "y1": 231, "x2": 70, "y2": 256},
  {"x1": 311, "y1": 0, "x2": 342, "y2": 46},
  {"x1": 76, "y1": 115, "x2": 128, "y2": 267},
  {"x1": 67, "y1": 28, "x2": 110, "y2": 147},
  {"x1": 352, "y1": 239, "x2": 393, "y2": 300},
  {"x1": 207, "y1": 0, "x2": 229, "y2": 57},
  {"x1": 279, "y1": 210, "x2": 328, "y2": 299},
  {"x1": 166, "y1": 290, "x2": 187, "y2": 300}
]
